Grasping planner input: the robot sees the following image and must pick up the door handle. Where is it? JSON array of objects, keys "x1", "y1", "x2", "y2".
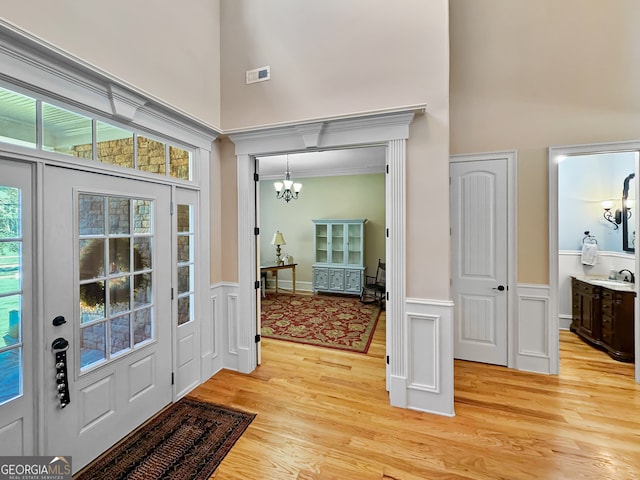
[{"x1": 492, "y1": 285, "x2": 506, "y2": 291}]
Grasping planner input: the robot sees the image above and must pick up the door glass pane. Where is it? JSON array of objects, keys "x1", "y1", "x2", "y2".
[
  {"x1": 134, "y1": 237, "x2": 152, "y2": 271},
  {"x1": 134, "y1": 200, "x2": 152, "y2": 234},
  {"x1": 80, "y1": 323, "x2": 106, "y2": 368},
  {"x1": 42, "y1": 102, "x2": 93, "y2": 158},
  {"x1": 176, "y1": 204, "x2": 194, "y2": 326},
  {"x1": 78, "y1": 194, "x2": 155, "y2": 371},
  {"x1": 0, "y1": 185, "x2": 23, "y2": 404},
  {"x1": 110, "y1": 315, "x2": 131, "y2": 355},
  {"x1": 80, "y1": 281, "x2": 105, "y2": 323},
  {"x1": 133, "y1": 308, "x2": 152, "y2": 345},
  {"x1": 0, "y1": 87, "x2": 36, "y2": 148},
  {"x1": 134, "y1": 273, "x2": 152, "y2": 307},
  {"x1": 80, "y1": 239, "x2": 105, "y2": 280},
  {"x1": 137, "y1": 136, "x2": 166, "y2": 176},
  {"x1": 97, "y1": 121, "x2": 134, "y2": 169},
  {"x1": 0, "y1": 348, "x2": 21, "y2": 404},
  {"x1": 79, "y1": 194, "x2": 105, "y2": 235},
  {"x1": 315, "y1": 224, "x2": 328, "y2": 263},
  {"x1": 108, "y1": 197, "x2": 130, "y2": 234},
  {"x1": 109, "y1": 238, "x2": 131, "y2": 274},
  {"x1": 109, "y1": 276, "x2": 130, "y2": 314}
]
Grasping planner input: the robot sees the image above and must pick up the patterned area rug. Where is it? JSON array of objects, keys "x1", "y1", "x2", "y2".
[
  {"x1": 74, "y1": 397, "x2": 255, "y2": 480},
  {"x1": 261, "y1": 293, "x2": 381, "y2": 353}
]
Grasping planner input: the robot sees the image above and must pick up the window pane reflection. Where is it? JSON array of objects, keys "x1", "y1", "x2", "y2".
[
  {"x1": 134, "y1": 237, "x2": 152, "y2": 271},
  {"x1": 0, "y1": 348, "x2": 22, "y2": 404},
  {"x1": 134, "y1": 273, "x2": 152, "y2": 308},
  {"x1": 79, "y1": 281, "x2": 105, "y2": 323},
  {"x1": 0, "y1": 88, "x2": 36, "y2": 148},
  {"x1": 110, "y1": 315, "x2": 131, "y2": 355},
  {"x1": 133, "y1": 308, "x2": 152, "y2": 345},
  {"x1": 169, "y1": 146, "x2": 191, "y2": 180},
  {"x1": 109, "y1": 238, "x2": 130, "y2": 274},
  {"x1": 80, "y1": 239, "x2": 105, "y2": 280},
  {"x1": 133, "y1": 200, "x2": 151, "y2": 234},
  {"x1": 109, "y1": 276, "x2": 130, "y2": 315},
  {"x1": 0, "y1": 295, "x2": 21, "y2": 347},
  {"x1": 137, "y1": 136, "x2": 166, "y2": 175},
  {"x1": 97, "y1": 122, "x2": 134, "y2": 169},
  {"x1": 80, "y1": 323, "x2": 106, "y2": 368},
  {"x1": 79, "y1": 195, "x2": 105, "y2": 235},
  {"x1": 108, "y1": 197, "x2": 130, "y2": 235},
  {"x1": 42, "y1": 103, "x2": 93, "y2": 158},
  {"x1": 177, "y1": 295, "x2": 192, "y2": 326},
  {"x1": 0, "y1": 186, "x2": 21, "y2": 237}
]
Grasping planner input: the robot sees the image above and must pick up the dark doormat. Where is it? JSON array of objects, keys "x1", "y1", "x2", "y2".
[{"x1": 74, "y1": 397, "x2": 255, "y2": 480}]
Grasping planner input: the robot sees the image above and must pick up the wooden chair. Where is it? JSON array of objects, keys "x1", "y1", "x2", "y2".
[{"x1": 360, "y1": 259, "x2": 386, "y2": 307}]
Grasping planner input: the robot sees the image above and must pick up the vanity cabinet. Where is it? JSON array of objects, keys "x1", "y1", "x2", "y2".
[
  {"x1": 570, "y1": 277, "x2": 635, "y2": 362},
  {"x1": 312, "y1": 219, "x2": 366, "y2": 294}
]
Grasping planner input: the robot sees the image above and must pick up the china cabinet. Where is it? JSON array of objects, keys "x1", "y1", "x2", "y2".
[{"x1": 312, "y1": 219, "x2": 366, "y2": 294}]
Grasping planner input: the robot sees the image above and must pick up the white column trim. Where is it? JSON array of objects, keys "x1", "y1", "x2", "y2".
[{"x1": 230, "y1": 108, "x2": 422, "y2": 407}]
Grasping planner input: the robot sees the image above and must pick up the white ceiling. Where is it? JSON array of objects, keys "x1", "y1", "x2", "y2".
[{"x1": 257, "y1": 146, "x2": 386, "y2": 180}]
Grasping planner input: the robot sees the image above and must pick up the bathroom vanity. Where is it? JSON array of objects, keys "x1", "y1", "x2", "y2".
[{"x1": 570, "y1": 276, "x2": 635, "y2": 362}]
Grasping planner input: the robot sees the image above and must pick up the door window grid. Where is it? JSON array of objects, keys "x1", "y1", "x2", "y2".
[
  {"x1": 78, "y1": 194, "x2": 155, "y2": 371},
  {"x1": 0, "y1": 185, "x2": 23, "y2": 404},
  {"x1": 176, "y1": 204, "x2": 194, "y2": 326}
]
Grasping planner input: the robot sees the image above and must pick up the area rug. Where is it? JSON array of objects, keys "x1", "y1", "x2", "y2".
[
  {"x1": 74, "y1": 397, "x2": 255, "y2": 480},
  {"x1": 261, "y1": 293, "x2": 381, "y2": 353}
]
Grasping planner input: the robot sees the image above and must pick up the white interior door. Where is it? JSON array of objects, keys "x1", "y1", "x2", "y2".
[
  {"x1": 450, "y1": 159, "x2": 508, "y2": 366},
  {"x1": 43, "y1": 166, "x2": 172, "y2": 472},
  {"x1": 174, "y1": 188, "x2": 201, "y2": 398},
  {"x1": 0, "y1": 159, "x2": 34, "y2": 455}
]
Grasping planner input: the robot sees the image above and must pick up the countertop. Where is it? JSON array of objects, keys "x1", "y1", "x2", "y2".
[{"x1": 572, "y1": 275, "x2": 636, "y2": 293}]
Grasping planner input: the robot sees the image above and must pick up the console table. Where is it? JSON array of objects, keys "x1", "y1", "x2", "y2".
[{"x1": 261, "y1": 263, "x2": 297, "y2": 294}]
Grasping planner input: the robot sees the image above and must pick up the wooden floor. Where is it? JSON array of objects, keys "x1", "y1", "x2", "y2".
[{"x1": 190, "y1": 312, "x2": 640, "y2": 479}]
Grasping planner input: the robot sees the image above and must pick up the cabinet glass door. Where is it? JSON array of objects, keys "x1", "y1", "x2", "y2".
[
  {"x1": 315, "y1": 224, "x2": 328, "y2": 263},
  {"x1": 331, "y1": 224, "x2": 344, "y2": 264},
  {"x1": 347, "y1": 223, "x2": 362, "y2": 265}
]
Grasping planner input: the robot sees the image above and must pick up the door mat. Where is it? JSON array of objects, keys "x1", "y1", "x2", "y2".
[{"x1": 74, "y1": 397, "x2": 255, "y2": 480}]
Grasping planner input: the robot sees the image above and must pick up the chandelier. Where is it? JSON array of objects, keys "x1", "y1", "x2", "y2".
[{"x1": 274, "y1": 155, "x2": 302, "y2": 202}]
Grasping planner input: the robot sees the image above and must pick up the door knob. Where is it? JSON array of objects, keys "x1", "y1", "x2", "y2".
[
  {"x1": 52, "y1": 315, "x2": 66, "y2": 326},
  {"x1": 492, "y1": 285, "x2": 506, "y2": 291}
]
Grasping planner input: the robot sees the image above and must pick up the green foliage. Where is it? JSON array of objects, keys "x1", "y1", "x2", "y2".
[{"x1": 0, "y1": 187, "x2": 20, "y2": 257}]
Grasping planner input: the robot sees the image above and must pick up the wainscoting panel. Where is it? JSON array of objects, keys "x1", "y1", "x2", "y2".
[
  {"x1": 210, "y1": 282, "x2": 240, "y2": 374},
  {"x1": 405, "y1": 298, "x2": 454, "y2": 417},
  {"x1": 517, "y1": 284, "x2": 551, "y2": 373}
]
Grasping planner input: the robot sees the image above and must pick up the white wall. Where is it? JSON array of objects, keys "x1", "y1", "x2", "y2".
[{"x1": 1, "y1": 1, "x2": 222, "y2": 127}]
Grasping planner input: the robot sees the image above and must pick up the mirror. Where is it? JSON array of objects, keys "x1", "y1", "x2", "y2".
[{"x1": 622, "y1": 172, "x2": 635, "y2": 252}]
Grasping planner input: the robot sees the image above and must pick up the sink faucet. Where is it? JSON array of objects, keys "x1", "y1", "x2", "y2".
[{"x1": 618, "y1": 269, "x2": 635, "y2": 283}]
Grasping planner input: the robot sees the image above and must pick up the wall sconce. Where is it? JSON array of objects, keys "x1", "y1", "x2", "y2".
[
  {"x1": 602, "y1": 200, "x2": 620, "y2": 229},
  {"x1": 602, "y1": 200, "x2": 632, "y2": 229}
]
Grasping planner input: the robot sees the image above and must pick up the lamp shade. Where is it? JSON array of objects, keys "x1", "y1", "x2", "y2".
[{"x1": 271, "y1": 231, "x2": 286, "y2": 245}]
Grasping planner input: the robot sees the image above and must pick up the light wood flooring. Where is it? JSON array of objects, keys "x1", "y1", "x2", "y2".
[{"x1": 190, "y1": 312, "x2": 640, "y2": 479}]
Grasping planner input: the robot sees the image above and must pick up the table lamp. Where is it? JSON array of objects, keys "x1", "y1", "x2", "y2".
[{"x1": 271, "y1": 231, "x2": 286, "y2": 265}]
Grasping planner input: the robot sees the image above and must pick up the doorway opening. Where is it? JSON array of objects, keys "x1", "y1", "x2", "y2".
[
  {"x1": 549, "y1": 142, "x2": 640, "y2": 383},
  {"x1": 255, "y1": 147, "x2": 387, "y2": 363}
]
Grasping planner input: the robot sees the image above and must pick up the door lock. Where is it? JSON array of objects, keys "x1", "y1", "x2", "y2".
[
  {"x1": 52, "y1": 337, "x2": 70, "y2": 408},
  {"x1": 492, "y1": 285, "x2": 506, "y2": 291}
]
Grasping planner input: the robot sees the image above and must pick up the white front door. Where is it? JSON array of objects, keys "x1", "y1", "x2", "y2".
[
  {"x1": 0, "y1": 159, "x2": 35, "y2": 455},
  {"x1": 42, "y1": 166, "x2": 172, "y2": 472},
  {"x1": 450, "y1": 159, "x2": 508, "y2": 366}
]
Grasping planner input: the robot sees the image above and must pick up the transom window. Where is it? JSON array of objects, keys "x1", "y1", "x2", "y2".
[
  {"x1": 0, "y1": 86, "x2": 193, "y2": 181},
  {"x1": 78, "y1": 193, "x2": 155, "y2": 370}
]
